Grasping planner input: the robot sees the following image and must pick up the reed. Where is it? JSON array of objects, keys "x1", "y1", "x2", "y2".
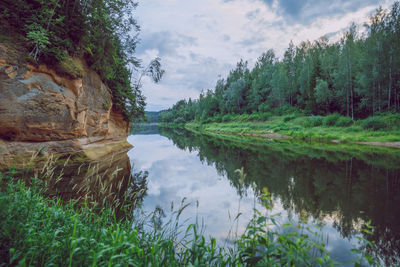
[{"x1": 0, "y1": 162, "x2": 377, "y2": 266}]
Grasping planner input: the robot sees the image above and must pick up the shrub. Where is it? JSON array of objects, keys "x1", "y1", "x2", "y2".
[
  {"x1": 222, "y1": 114, "x2": 234, "y2": 122},
  {"x1": 382, "y1": 113, "x2": 400, "y2": 130},
  {"x1": 258, "y1": 103, "x2": 271, "y2": 112},
  {"x1": 323, "y1": 113, "x2": 341, "y2": 126},
  {"x1": 260, "y1": 112, "x2": 272, "y2": 121},
  {"x1": 173, "y1": 117, "x2": 186, "y2": 124},
  {"x1": 211, "y1": 115, "x2": 222, "y2": 123},
  {"x1": 283, "y1": 114, "x2": 296, "y2": 122},
  {"x1": 56, "y1": 56, "x2": 84, "y2": 79},
  {"x1": 238, "y1": 114, "x2": 250, "y2": 122},
  {"x1": 335, "y1": 116, "x2": 353, "y2": 127},
  {"x1": 303, "y1": 116, "x2": 323, "y2": 128},
  {"x1": 362, "y1": 117, "x2": 387, "y2": 130},
  {"x1": 248, "y1": 113, "x2": 261, "y2": 121}
]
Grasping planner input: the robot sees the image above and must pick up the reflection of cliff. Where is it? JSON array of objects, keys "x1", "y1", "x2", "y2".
[
  {"x1": 159, "y1": 126, "x2": 400, "y2": 266},
  {"x1": 19, "y1": 150, "x2": 147, "y2": 219}
]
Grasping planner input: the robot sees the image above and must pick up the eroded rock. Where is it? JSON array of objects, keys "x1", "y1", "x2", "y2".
[{"x1": 0, "y1": 43, "x2": 129, "y2": 167}]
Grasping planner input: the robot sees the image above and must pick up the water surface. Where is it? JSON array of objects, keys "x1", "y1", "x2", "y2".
[{"x1": 127, "y1": 124, "x2": 400, "y2": 266}]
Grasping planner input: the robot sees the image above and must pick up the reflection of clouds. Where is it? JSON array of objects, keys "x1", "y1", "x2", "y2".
[
  {"x1": 128, "y1": 134, "x2": 262, "y2": 241},
  {"x1": 127, "y1": 133, "x2": 361, "y2": 264}
]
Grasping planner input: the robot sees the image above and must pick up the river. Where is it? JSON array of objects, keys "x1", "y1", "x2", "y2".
[{"x1": 126, "y1": 124, "x2": 400, "y2": 266}]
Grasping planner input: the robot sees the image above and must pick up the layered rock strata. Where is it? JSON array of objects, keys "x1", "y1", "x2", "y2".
[{"x1": 0, "y1": 44, "x2": 130, "y2": 167}]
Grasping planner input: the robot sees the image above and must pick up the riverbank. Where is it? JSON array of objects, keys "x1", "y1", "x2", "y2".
[
  {"x1": 0, "y1": 138, "x2": 133, "y2": 170},
  {"x1": 181, "y1": 113, "x2": 400, "y2": 148}
]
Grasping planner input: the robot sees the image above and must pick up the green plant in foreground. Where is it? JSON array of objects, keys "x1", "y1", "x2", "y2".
[
  {"x1": 0, "y1": 167, "x2": 378, "y2": 266},
  {"x1": 232, "y1": 168, "x2": 336, "y2": 266}
]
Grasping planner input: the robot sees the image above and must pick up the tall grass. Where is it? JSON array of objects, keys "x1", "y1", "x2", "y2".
[{"x1": 0, "y1": 165, "x2": 377, "y2": 266}]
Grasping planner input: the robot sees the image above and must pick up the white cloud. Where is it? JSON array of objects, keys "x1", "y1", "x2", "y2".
[{"x1": 134, "y1": 0, "x2": 392, "y2": 111}]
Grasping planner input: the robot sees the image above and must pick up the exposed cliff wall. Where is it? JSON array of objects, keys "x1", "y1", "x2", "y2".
[{"x1": 0, "y1": 42, "x2": 130, "y2": 166}]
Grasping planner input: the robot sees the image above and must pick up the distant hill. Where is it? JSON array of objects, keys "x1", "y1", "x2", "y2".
[{"x1": 145, "y1": 111, "x2": 162, "y2": 123}]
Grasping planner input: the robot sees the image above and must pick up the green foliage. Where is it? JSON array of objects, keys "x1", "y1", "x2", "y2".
[
  {"x1": 283, "y1": 113, "x2": 296, "y2": 122},
  {"x1": 247, "y1": 112, "x2": 262, "y2": 121},
  {"x1": 173, "y1": 117, "x2": 186, "y2": 124},
  {"x1": 0, "y1": 170, "x2": 378, "y2": 266},
  {"x1": 323, "y1": 113, "x2": 341, "y2": 126},
  {"x1": 222, "y1": 114, "x2": 234, "y2": 122},
  {"x1": 161, "y1": 2, "x2": 400, "y2": 126},
  {"x1": 362, "y1": 116, "x2": 387, "y2": 130},
  {"x1": 56, "y1": 56, "x2": 84, "y2": 79},
  {"x1": 381, "y1": 113, "x2": 400, "y2": 130},
  {"x1": 335, "y1": 116, "x2": 353, "y2": 127},
  {"x1": 303, "y1": 115, "x2": 324, "y2": 127},
  {"x1": 25, "y1": 23, "x2": 51, "y2": 59},
  {"x1": 1, "y1": 0, "x2": 159, "y2": 121}
]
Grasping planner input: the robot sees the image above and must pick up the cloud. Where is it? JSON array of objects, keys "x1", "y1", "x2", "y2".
[
  {"x1": 135, "y1": 0, "x2": 391, "y2": 111},
  {"x1": 260, "y1": 0, "x2": 385, "y2": 24},
  {"x1": 137, "y1": 31, "x2": 197, "y2": 57},
  {"x1": 246, "y1": 8, "x2": 261, "y2": 20}
]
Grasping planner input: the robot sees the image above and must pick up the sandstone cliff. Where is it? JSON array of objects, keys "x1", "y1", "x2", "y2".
[{"x1": 0, "y1": 42, "x2": 130, "y2": 167}]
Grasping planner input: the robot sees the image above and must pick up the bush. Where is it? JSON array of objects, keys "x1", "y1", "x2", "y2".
[
  {"x1": 381, "y1": 113, "x2": 400, "y2": 130},
  {"x1": 283, "y1": 114, "x2": 296, "y2": 122},
  {"x1": 173, "y1": 117, "x2": 186, "y2": 124},
  {"x1": 258, "y1": 103, "x2": 271, "y2": 112},
  {"x1": 273, "y1": 105, "x2": 300, "y2": 116},
  {"x1": 56, "y1": 55, "x2": 84, "y2": 79},
  {"x1": 303, "y1": 116, "x2": 323, "y2": 128},
  {"x1": 362, "y1": 117, "x2": 387, "y2": 130},
  {"x1": 202, "y1": 116, "x2": 222, "y2": 124},
  {"x1": 323, "y1": 113, "x2": 341, "y2": 126},
  {"x1": 222, "y1": 114, "x2": 234, "y2": 122},
  {"x1": 248, "y1": 113, "x2": 261, "y2": 121},
  {"x1": 238, "y1": 114, "x2": 250, "y2": 122},
  {"x1": 260, "y1": 112, "x2": 272, "y2": 121},
  {"x1": 211, "y1": 115, "x2": 222, "y2": 123},
  {"x1": 335, "y1": 116, "x2": 353, "y2": 127}
]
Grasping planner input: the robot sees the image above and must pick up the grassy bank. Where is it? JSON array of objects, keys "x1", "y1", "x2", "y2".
[
  {"x1": 0, "y1": 170, "x2": 375, "y2": 266},
  {"x1": 184, "y1": 112, "x2": 400, "y2": 145}
]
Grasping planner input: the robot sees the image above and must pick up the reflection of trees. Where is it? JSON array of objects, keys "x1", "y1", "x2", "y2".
[
  {"x1": 131, "y1": 123, "x2": 159, "y2": 135},
  {"x1": 159, "y1": 126, "x2": 400, "y2": 265}
]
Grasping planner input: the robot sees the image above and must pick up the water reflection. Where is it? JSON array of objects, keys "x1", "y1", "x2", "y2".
[
  {"x1": 128, "y1": 124, "x2": 400, "y2": 266},
  {"x1": 128, "y1": 133, "x2": 259, "y2": 244},
  {"x1": 157, "y1": 126, "x2": 400, "y2": 266},
  {"x1": 11, "y1": 149, "x2": 148, "y2": 219}
]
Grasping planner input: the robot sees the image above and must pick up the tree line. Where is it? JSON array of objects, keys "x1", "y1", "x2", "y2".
[
  {"x1": 160, "y1": 2, "x2": 400, "y2": 123},
  {"x1": 1, "y1": 0, "x2": 163, "y2": 120}
]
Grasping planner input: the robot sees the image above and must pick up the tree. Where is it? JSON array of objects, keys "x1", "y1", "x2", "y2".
[
  {"x1": 161, "y1": 2, "x2": 400, "y2": 122},
  {"x1": 315, "y1": 78, "x2": 331, "y2": 114}
]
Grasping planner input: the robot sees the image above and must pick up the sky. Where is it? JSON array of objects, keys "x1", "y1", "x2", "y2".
[{"x1": 134, "y1": 0, "x2": 394, "y2": 111}]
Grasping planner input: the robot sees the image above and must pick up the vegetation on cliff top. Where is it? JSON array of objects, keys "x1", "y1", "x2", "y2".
[
  {"x1": 159, "y1": 2, "x2": 400, "y2": 126},
  {"x1": 0, "y1": 0, "x2": 164, "y2": 120}
]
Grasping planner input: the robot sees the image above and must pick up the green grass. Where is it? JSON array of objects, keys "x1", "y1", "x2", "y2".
[
  {"x1": 0, "y1": 169, "x2": 376, "y2": 266},
  {"x1": 186, "y1": 112, "x2": 400, "y2": 144}
]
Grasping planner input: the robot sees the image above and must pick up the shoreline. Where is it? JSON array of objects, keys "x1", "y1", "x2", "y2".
[
  {"x1": 0, "y1": 137, "x2": 132, "y2": 170},
  {"x1": 173, "y1": 122, "x2": 400, "y2": 149}
]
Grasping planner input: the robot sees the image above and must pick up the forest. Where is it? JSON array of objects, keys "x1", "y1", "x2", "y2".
[
  {"x1": 0, "y1": 0, "x2": 160, "y2": 121},
  {"x1": 159, "y1": 2, "x2": 400, "y2": 124}
]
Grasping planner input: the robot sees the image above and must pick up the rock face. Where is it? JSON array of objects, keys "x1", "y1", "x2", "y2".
[{"x1": 0, "y1": 43, "x2": 130, "y2": 166}]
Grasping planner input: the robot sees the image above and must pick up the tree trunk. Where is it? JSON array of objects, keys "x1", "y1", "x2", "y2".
[
  {"x1": 378, "y1": 83, "x2": 382, "y2": 112},
  {"x1": 388, "y1": 54, "x2": 393, "y2": 110}
]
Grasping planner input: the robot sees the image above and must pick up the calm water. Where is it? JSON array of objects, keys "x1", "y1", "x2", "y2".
[{"x1": 127, "y1": 124, "x2": 400, "y2": 266}]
